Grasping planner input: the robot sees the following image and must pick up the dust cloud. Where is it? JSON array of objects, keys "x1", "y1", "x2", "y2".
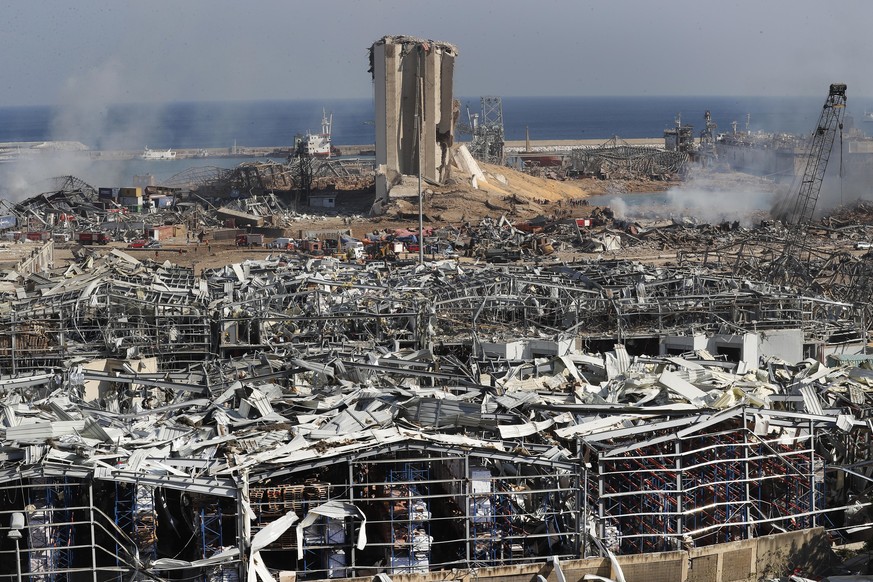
[{"x1": 0, "y1": 60, "x2": 166, "y2": 202}]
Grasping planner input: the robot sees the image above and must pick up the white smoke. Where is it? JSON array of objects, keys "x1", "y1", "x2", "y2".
[
  {"x1": 608, "y1": 197, "x2": 628, "y2": 220},
  {"x1": 51, "y1": 59, "x2": 167, "y2": 151},
  {"x1": 661, "y1": 186, "x2": 775, "y2": 225},
  {"x1": 605, "y1": 182, "x2": 778, "y2": 226},
  {"x1": 0, "y1": 59, "x2": 165, "y2": 202}
]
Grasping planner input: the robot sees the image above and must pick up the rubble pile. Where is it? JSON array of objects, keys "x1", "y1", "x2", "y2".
[
  {"x1": 5, "y1": 160, "x2": 873, "y2": 580},
  {"x1": 1, "y1": 247, "x2": 863, "y2": 375},
  {"x1": 0, "y1": 241, "x2": 869, "y2": 580},
  {"x1": 0, "y1": 320, "x2": 871, "y2": 579}
]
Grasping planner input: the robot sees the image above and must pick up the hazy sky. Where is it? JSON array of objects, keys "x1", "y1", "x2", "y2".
[{"x1": 1, "y1": 0, "x2": 871, "y2": 106}]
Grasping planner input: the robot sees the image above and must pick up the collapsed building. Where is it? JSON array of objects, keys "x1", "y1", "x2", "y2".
[
  {"x1": 0, "y1": 240, "x2": 869, "y2": 580},
  {"x1": 568, "y1": 136, "x2": 689, "y2": 180}
]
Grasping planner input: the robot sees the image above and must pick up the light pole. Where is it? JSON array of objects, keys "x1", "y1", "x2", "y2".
[
  {"x1": 8, "y1": 512, "x2": 24, "y2": 582},
  {"x1": 417, "y1": 44, "x2": 425, "y2": 266}
]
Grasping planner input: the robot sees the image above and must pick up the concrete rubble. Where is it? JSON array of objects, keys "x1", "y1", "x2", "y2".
[{"x1": 0, "y1": 232, "x2": 871, "y2": 581}]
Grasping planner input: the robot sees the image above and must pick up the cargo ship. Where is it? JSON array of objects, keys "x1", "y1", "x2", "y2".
[
  {"x1": 715, "y1": 128, "x2": 801, "y2": 181},
  {"x1": 513, "y1": 127, "x2": 565, "y2": 167},
  {"x1": 142, "y1": 147, "x2": 177, "y2": 160},
  {"x1": 297, "y1": 109, "x2": 340, "y2": 158}
]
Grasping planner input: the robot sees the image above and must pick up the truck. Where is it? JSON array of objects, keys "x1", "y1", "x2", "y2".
[
  {"x1": 269, "y1": 237, "x2": 294, "y2": 249},
  {"x1": 236, "y1": 233, "x2": 264, "y2": 247},
  {"x1": 345, "y1": 240, "x2": 365, "y2": 260},
  {"x1": 75, "y1": 231, "x2": 110, "y2": 245}
]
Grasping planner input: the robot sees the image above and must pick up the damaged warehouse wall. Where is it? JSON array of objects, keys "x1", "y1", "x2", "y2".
[
  {"x1": 370, "y1": 35, "x2": 458, "y2": 204},
  {"x1": 0, "y1": 349, "x2": 863, "y2": 582}
]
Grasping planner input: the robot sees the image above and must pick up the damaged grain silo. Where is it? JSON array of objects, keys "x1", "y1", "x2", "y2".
[{"x1": 369, "y1": 35, "x2": 458, "y2": 206}]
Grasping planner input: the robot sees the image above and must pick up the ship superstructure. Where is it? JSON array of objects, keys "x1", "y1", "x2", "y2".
[{"x1": 297, "y1": 109, "x2": 336, "y2": 158}]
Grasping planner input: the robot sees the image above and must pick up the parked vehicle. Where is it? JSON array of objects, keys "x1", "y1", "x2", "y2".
[
  {"x1": 127, "y1": 239, "x2": 161, "y2": 249},
  {"x1": 269, "y1": 237, "x2": 295, "y2": 249},
  {"x1": 75, "y1": 232, "x2": 110, "y2": 245},
  {"x1": 236, "y1": 233, "x2": 264, "y2": 247}
]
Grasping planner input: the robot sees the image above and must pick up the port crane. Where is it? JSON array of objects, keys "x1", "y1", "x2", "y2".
[
  {"x1": 771, "y1": 83, "x2": 846, "y2": 286},
  {"x1": 784, "y1": 83, "x2": 847, "y2": 229}
]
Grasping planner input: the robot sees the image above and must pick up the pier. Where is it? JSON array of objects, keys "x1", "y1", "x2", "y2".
[{"x1": 1, "y1": 139, "x2": 666, "y2": 162}]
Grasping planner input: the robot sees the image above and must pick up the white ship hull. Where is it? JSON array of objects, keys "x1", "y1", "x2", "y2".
[{"x1": 142, "y1": 147, "x2": 177, "y2": 160}]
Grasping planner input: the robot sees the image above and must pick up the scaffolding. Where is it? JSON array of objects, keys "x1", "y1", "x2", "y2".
[
  {"x1": 345, "y1": 447, "x2": 578, "y2": 575},
  {"x1": 583, "y1": 409, "x2": 824, "y2": 554},
  {"x1": 0, "y1": 474, "x2": 154, "y2": 582},
  {"x1": 25, "y1": 478, "x2": 75, "y2": 582},
  {"x1": 386, "y1": 464, "x2": 431, "y2": 574}
]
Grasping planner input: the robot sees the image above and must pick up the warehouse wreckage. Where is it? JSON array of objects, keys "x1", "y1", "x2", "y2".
[
  {"x1": 0, "y1": 83, "x2": 872, "y2": 581},
  {"x1": 0, "y1": 236, "x2": 871, "y2": 581}
]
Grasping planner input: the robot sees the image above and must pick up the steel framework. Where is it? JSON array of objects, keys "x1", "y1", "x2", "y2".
[{"x1": 468, "y1": 96, "x2": 505, "y2": 166}]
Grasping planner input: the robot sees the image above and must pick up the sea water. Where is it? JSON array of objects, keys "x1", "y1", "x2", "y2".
[
  {"x1": 0, "y1": 95, "x2": 868, "y2": 192},
  {"x1": 0, "y1": 95, "x2": 866, "y2": 149}
]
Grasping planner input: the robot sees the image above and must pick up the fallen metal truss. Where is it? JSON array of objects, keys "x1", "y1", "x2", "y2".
[{"x1": 569, "y1": 136, "x2": 688, "y2": 179}]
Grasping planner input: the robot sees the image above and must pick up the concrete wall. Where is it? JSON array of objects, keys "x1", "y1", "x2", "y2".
[
  {"x1": 13, "y1": 239, "x2": 53, "y2": 275},
  {"x1": 480, "y1": 338, "x2": 573, "y2": 360},
  {"x1": 706, "y1": 333, "x2": 758, "y2": 363},
  {"x1": 660, "y1": 330, "x2": 804, "y2": 368},
  {"x1": 820, "y1": 339, "x2": 866, "y2": 361},
  {"x1": 758, "y1": 328, "x2": 804, "y2": 363},
  {"x1": 660, "y1": 333, "x2": 708, "y2": 355},
  {"x1": 307, "y1": 527, "x2": 836, "y2": 582},
  {"x1": 688, "y1": 539, "x2": 756, "y2": 582},
  {"x1": 754, "y1": 527, "x2": 838, "y2": 580}
]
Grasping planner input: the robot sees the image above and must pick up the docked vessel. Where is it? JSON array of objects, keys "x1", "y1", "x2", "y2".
[
  {"x1": 142, "y1": 147, "x2": 177, "y2": 160},
  {"x1": 863, "y1": 110, "x2": 873, "y2": 122},
  {"x1": 297, "y1": 109, "x2": 339, "y2": 158},
  {"x1": 514, "y1": 126, "x2": 564, "y2": 167}
]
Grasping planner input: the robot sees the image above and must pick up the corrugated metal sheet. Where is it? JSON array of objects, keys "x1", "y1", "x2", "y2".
[
  {"x1": 799, "y1": 384, "x2": 824, "y2": 416},
  {"x1": 401, "y1": 397, "x2": 485, "y2": 428}
]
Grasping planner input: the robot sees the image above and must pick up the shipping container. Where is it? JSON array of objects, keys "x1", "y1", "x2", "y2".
[
  {"x1": 119, "y1": 197, "x2": 142, "y2": 207},
  {"x1": 98, "y1": 187, "x2": 120, "y2": 199},
  {"x1": 118, "y1": 187, "x2": 143, "y2": 198}
]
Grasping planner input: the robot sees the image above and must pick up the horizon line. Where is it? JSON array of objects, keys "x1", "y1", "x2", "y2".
[{"x1": 3, "y1": 94, "x2": 871, "y2": 109}]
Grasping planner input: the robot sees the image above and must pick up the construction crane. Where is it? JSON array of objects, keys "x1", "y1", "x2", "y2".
[
  {"x1": 769, "y1": 83, "x2": 846, "y2": 287},
  {"x1": 784, "y1": 83, "x2": 847, "y2": 228}
]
